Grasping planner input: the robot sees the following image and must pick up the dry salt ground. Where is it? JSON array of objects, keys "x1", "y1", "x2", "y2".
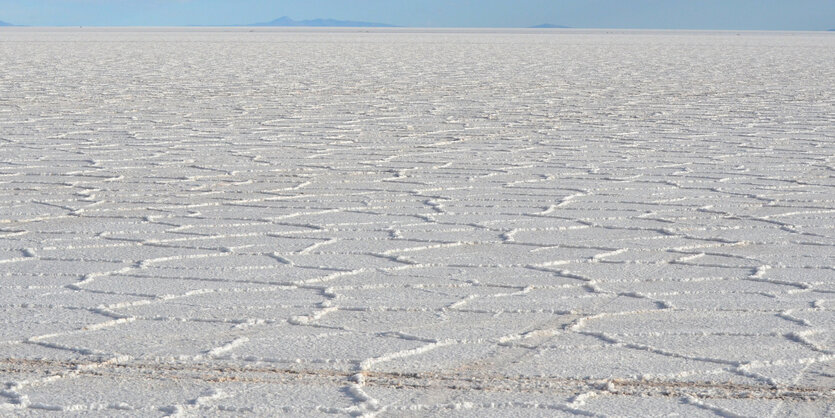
[{"x1": 0, "y1": 27, "x2": 833, "y2": 416}]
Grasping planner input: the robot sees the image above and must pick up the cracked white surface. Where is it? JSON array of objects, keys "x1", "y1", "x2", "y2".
[{"x1": 1, "y1": 28, "x2": 834, "y2": 417}]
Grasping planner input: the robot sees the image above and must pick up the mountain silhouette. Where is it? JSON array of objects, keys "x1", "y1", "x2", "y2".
[
  {"x1": 530, "y1": 23, "x2": 570, "y2": 29},
  {"x1": 250, "y1": 16, "x2": 395, "y2": 28}
]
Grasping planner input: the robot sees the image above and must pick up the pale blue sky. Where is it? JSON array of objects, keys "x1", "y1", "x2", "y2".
[{"x1": 0, "y1": 0, "x2": 833, "y2": 30}]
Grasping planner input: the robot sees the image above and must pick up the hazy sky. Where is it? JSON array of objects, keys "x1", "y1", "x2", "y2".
[{"x1": 0, "y1": 0, "x2": 833, "y2": 30}]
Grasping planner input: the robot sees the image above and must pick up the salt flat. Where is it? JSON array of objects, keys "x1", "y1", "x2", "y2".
[{"x1": 0, "y1": 28, "x2": 833, "y2": 416}]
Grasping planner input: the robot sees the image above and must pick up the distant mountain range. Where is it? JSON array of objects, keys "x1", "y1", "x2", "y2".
[
  {"x1": 0, "y1": 20, "x2": 14, "y2": 26},
  {"x1": 530, "y1": 24, "x2": 571, "y2": 29},
  {"x1": 249, "y1": 17, "x2": 571, "y2": 29},
  {"x1": 249, "y1": 16, "x2": 395, "y2": 28}
]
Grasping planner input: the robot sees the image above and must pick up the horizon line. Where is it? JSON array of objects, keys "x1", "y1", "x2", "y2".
[{"x1": 2, "y1": 25, "x2": 834, "y2": 32}]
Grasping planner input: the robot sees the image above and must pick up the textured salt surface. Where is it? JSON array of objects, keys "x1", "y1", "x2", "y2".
[{"x1": 0, "y1": 28, "x2": 833, "y2": 416}]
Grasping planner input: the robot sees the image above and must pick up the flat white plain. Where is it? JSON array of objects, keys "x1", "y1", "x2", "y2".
[{"x1": 0, "y1": 28, "x2": 833, "y2": 417}]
